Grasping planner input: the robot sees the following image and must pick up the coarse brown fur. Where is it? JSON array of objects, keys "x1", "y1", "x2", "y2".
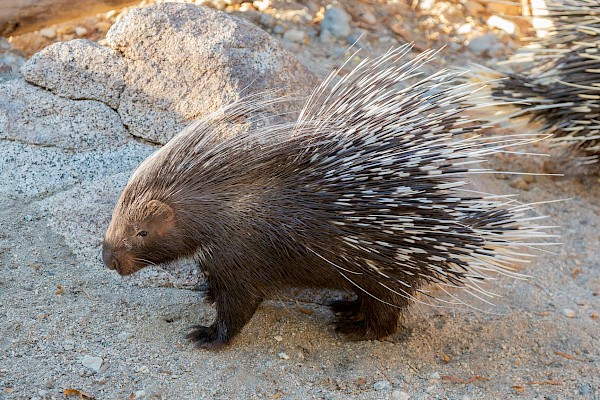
[{"x1": 103, "y1": 47, "x2": 549, "y2": 349}]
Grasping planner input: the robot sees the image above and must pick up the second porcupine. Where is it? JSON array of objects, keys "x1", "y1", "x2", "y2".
[
  {"x1": 102, "y1": 46, "x2": 550, "y2": 349},
  {"x1": 464, "y1": 0, "x2": 600, "y2": 163}
]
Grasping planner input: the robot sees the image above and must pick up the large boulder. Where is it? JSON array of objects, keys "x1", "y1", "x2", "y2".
[{"x1": 20, "y1": 3, "x2": 318, "y2": 143}]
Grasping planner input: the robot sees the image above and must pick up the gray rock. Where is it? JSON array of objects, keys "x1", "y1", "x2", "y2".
[
  {"x1": 81, "y1": 355, "x2": 103, "y2": 373},
  {"x1": 467, "y1": 33, "x2": 500, "y2": 56},
  {"x1": 273, "y1": 24, "x2": 286, "y2": 35},
  {"x1": 392, "y1": 391, "x2": 410, "y2": 400},
  {"x1": 196, "y1": 0, "x2": 226, "y2": 9},
  {"x1": 0, "y1": 80, "x2": 127, "y2": 150},
  {"x1": 0, "y1": 45, "x2": 27, "y2": 83},
  {"x1": 562, "y1": 308, "x2": 576, "y2": 318},
  {"x1": 373, "y1": 380, "x2": 391, "y2": 391},
  {"x1": 0, "y1": 60, "x2": 11, "y2": 74},
  {"x1": 359, "y1": 12, "x2": 376, "y2": 25},
  {"x1": 22, "y1": 40, "x2": 126, "y2": 109},
  {"x1": 0, "y1": 37, "x2": 11, "y2": 50},
  {"x1": 259, "y1": 13, "x2": 275, "y2": 28},
  {"x1": 283, "y1": 28, "x2": 306, "y2": 43},
  {"x1": 320, "y1": 5, "x2": 352, "y2": 39},
  {"x1": 106, "y1": 3, "x2": 317, "y2": 143},
  {"x1": 580, "y1": 383, "x2": 591, "y2": 395},
  {"x1": 39, "y1": 27, "x2": 57, "y2": 39}
]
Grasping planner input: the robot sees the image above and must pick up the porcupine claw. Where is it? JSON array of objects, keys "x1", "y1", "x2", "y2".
[{"x1": 186, "y1": 325, "x2": 227, "y2": 350}]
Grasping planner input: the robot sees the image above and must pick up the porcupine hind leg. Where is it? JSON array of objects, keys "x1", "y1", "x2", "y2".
[
  {"x1": 187, "y1": 281, "x2": 262, "y2": 350},
  {"x1": 332, "y1": 289, "x2": 409, "y2": 341}
]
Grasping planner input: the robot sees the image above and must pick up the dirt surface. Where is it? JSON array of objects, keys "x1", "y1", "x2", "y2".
[{"x1": 1, "y1": 1, "x2": 599, "y2": 399}]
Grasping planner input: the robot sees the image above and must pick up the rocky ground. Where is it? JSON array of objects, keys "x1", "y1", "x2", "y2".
[{"x1": 0, "y1": 1, "x2": 599, "y2": 399}]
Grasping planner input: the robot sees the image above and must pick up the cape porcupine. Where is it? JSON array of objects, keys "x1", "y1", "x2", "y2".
[
  {"x1": 464, "y1": 0, "x2": 600, "y2": 163},
  {"x1": 102, "y1": 45, "x2": 550, "y2": 349}
]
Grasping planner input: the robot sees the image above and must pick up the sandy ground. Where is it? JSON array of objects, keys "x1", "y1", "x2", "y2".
[
  {"x1": 1, "y1": 1, "x2": 599, "y2": 399},
  {"x1": 1, "y1": 171, "x2": 599, "y2": 399}
]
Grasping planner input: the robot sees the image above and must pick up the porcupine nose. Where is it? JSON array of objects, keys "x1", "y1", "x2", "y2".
[{"x1": 102, "y1": 245, "x2": 120, "y2": 271}]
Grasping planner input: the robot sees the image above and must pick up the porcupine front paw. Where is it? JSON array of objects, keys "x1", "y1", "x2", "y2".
[{"x1": 186, "y1": 323, "x2": 229, "y2": 350}]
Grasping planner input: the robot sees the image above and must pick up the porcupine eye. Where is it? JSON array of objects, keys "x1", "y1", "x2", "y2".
[{"x1": 136, "y1": 230, "x2": 148, "y2": 237}]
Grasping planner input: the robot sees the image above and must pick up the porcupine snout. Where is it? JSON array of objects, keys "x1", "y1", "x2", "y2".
[{"x1": 102, "y1": 244, "x2": 120, "y2": 272}]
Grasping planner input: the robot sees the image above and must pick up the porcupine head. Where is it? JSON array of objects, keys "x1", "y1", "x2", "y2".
[{"x1": 102, "y1": 195, "x2": 179, "y2": 276}]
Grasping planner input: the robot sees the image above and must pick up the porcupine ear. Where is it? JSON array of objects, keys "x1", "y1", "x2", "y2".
[{"x1": 145, "y1": 200, "x2": 176, "y2": 237}]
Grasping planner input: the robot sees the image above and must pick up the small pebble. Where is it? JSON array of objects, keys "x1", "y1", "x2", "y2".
[
  {"x1": 133, "y1": 390, "x2": 146, "y2": 399},
  {"x1": 283, "y1": 29, "x2": 306, "y2": 43},
  {"x1": 392, "y1": 390, "x2": 410, "y2": 400},
  {"x1": 81, "y1": 355, "x2": 103, "y2": 373},
  {"x1": 562, "y1": 309, "x2": 576, "y2": 318},
  {"x1": 457, "y1": 23, "x2": 472, "y2": 35},
  {"x1": 38, "y1": 390, "x2": 48, "y2": 397},
  {"x1": 321, "y1": 5, "x2": 352, "y2": 39},
  {"x1": 467, "y1": 33, "x2": 499, "y2": 56},
  {"x1": 138, "y1": 365, "x2": 150, "y2": 373},
  {"x1": 0, "y1": 37, "x2": 11, "y2": 50},
  {"x1": 464, "y1": 0, "x2": 485, "y2": 16},
  {"x1": 39, "y1": 27, "x2": 57, "y2": 39},
  {"x1": 277, "y1": 352, "x2": 289, "y2": 360},
  {"x1": 373, "y1": 380, "x2": 390, "y2": 391},
  {"x1": 359, "y1": 12, "x2": 376, "y2": 25},
  {"x1": 580, "y1": 384, "x2": 591, "y2": 395},
  {"x1": 274, "y1": 335, "x2": 283, "y2": 342},
  {"x1": 253, "y1": 0, "x2": 270, "y2": 11},
  {"x1": 259, "y1": 13, "x2": 275, "y2": 27},
  {"x1": 118, "y1": 331, "x2": 134, "y2": 340},
  {"x1": 418, "y1": 0, "x2": 435, "y2": 10},
  {"x1": 95, "y1": 21, "x2": 112, "y2": 32},
  {"x1": 430, "y1": 372, "x2": 441, "y2": 380},
  {"x1": 273, "y1": 25, "x2": 285, "y2": 35},
  {"x1": 319, "y1": 28, "x2": 335, "y2": 43},
  {"x1": 487, "y1": 15, "x2": 517, "y2": 35},
  {"x1": 74, "y1": 27, "x2": 88, "y2": 36},
  {"x1": 201, "y1": 0, "x2": 226, "y2": 9}
]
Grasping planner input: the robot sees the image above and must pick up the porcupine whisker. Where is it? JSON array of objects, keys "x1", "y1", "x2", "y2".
[{"x1": 134, "y1": 258, "x2": 158, "y2": 267}]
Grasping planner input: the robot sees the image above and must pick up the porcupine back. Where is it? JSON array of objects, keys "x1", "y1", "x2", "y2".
[{"x1": 105, "y1": 45, "x2": 552, "y2": 347}]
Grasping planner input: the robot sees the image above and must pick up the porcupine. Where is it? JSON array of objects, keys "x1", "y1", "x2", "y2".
[
  {"x1": 102, "y1": 45, "x2": 550, "y2": 349},
  {"x1": 464, "y1": 0, "x2": 600, "y2": 163}
]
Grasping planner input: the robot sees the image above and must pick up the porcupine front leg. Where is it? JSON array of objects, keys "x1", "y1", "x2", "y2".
[{"x1": 187, "y1": 279, "x2": 262, "y2": 350}]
